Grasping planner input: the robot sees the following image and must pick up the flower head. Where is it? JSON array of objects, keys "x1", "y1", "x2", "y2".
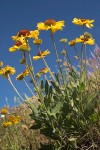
[
  {"x1": 8, "y1": 115, "x2": 21, "y2": 124},
  {"x1": 2, "y1": 121, "x2": 12, "y2": 128},
  {"x1": 28, "y1": 30, "x2": 39, "y2": 39},
  {"x1": 33, "y1": 39, "x2": 42, "y2": 45},
  {"x1": 68, "y1": 40, "x2": 76, "y2": 46},
  {"x1": 1, "y1": 108, "x2": 8, "y2": 115},
  {"x1": 16, "y1": 69, "x2": 29, "y2": 80},
  {"x1": 0, "y1": 66, "x2": 16, "y2": 78},
  {"x1": 10, "y1": 29, "x2": 39, "y2": 52},
  {"x1": 33, "y1": 50, "x2": 50, "y2": 60},
  {"x1": 18, "y1": 29, "x2": 30, "y2": 37},
  {"x1": 16, "y1": 73, "x2": 24, "y2": 80},
  {"x1": 60, "y1": 38, "x2": 68, "y2": 43},
  {"x1": 37, "y1": 19, "x2": 65, "y2": 33},
  {"x1": 9, "y1": 41, "x2": 30, "y2": 52},
  {"x1": 75, "y1": 34, "x2": 95, "y2": 45},
  {"x1": 12, "y1": 29, "x2": 39, "y2": 40},
  {"x1": 72, "y1": 18, "x2": 94, "y2": 28},
  {"x1": 36, "y1": 68, "x2": 49, "y2": 77}
]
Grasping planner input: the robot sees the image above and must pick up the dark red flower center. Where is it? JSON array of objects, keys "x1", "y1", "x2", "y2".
[
  {"x1": 80, "y1": 18, "x2": 87, "y2": 22},
  {"x1": 15, "y1": 41, "x2": 22, "y2": 46},
  {"x1": 40, "y1": 68, "x2": 45, "y2": 71},
  {"x1": 45, "y1": 19, "x2": 56, "y2": 26},
  {"x1": 37, "y1": 51, "x2": 43, "y2": 56},
  {"x1": 18, "y1": 29, "x2": 30, "y2": 37}
]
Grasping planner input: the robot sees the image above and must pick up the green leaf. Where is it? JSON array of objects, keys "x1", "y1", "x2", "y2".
[
  {"x1": 45, "y1": 80, "x2": 49, "y2": 95},
  {"x1": 30, "y1": 123, "x2": 42, "y2": 129},
  {"x1": 49, "y1": 85, "x2": 53, "y2": 96},
  {"x1": 41, "y1": 80, "x2": 44, "y2": 89},
  {"x1": 40, "y1": 127, "x2": 60, "y2": 140},
  {"x1": 91, "y1": 113, "x2": 99, "y2": 122},
  {"x1": 24, "y1": 94, "x2": 39, "y2": 115},
  {"x1": 51, "y1": 81, "x2": 60, "y2": 93},
  {"x1": 55, "y1": 73, "x2": 60, "y2": 84},
  {"x1": 44, "y1": 96, "x2": 51, "y2": 108},
  {"x1": 51, "y1": 101, "x2": 63, "y2": 115}
]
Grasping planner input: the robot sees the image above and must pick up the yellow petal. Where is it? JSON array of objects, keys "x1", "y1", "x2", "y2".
[{"x1": 33, "y1": 56, "x2": 41, "y2": 60}]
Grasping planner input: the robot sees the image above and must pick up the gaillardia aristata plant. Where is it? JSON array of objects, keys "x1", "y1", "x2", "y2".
[{"x1": 0, "y1": 18, "x2": 100, "y2": 149}]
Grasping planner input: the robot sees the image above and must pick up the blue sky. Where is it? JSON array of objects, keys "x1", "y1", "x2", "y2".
[{"x1": 0, "y1": 0, "x2": 100, "y2": 107}]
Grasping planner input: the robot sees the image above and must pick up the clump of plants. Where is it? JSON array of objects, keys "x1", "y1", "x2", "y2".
[{"x1": 0, "y1": 18, "x2": 100, "y2": 149}]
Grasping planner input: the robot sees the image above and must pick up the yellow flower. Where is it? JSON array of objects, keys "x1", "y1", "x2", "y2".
[
  {"x1": 40, "y1": 68, "x2": 49, "y2": 74},
  {"x1": 33, "y1": 39, "x2": 42, "y2": 45},
  {"x1": 2, "y1": 121, "x2": 12, "y2": 128},
  {"x1": 16, "y1": 69, "x2": 29, "y2": 80},
  {"x1": 37, "y1": 19, "x2": 65, "y2": 33},
  {"x1": 68, "y1": 40, "x2": 76, "y2": 46},
  {"x1": 8, "y1": 115, "x2": 21, "y2": 124},
  {"x1": 23, "y1": 69, "x2": 30, "y2": 76},
  {"x1": 28, "y1": 30, "x2": 39, "y2": 39},
  {"x1": 84, "y1": 38, "x2": 95, "y2": 45},
  {"x1": 8, "y1": 115, "x2": 15, "y2": 122},
  {"x1": 9, "y1": 40, "x2": 30, "y2": 52},
  {"x1": 11, "y1": 29, "x2": 30, "y2": 41},
  {"x1": 75, "y1": 35, "x2": 95, "y2": 45},
  {"x1": 33, "y1": 50, "x2": 50, "y2": 60},
  {"x1": 1, "y1": 108, "x2": 8, "y2": 115},
  {"x1": 16, "y1": 73, "x2": 24, "y2": 80},
  {"x1": 9, "y1": 45, "x2": 19, "y2": 52},
  {"x1": 20, "y1": 43, "x2": 30, "y2": 52},
  {"x1": 18, "y1": 29, "x2": 30, "y2": 37},
  {"x1": 11, "y1": 29, "x2": 39, "y2": 42},
  {"x1": 0, "y1": 66, "x2": 16, "y2": 78},
  {"x1": 72, "y1": 18, "x2": 94, "y2": 28},
  {"x1": 36, "y1": 68, "x2": 49, "y2": 77}
]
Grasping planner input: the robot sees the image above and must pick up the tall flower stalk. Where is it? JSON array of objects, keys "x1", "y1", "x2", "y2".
[
  {"x1": 7, "y1": 75, "x2": 24, "y2": 101},
  {"x1": 50, "y1": 31, "x2": 65, "y2": 84}
]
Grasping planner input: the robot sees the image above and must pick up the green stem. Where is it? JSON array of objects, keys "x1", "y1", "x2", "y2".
[
  {"x1": 37, "y1": 45, "x2": 58, "y2": 84},
  {"x1": 7, "y1": 75, "x2": 24, "y2": 101},
  {"x1": 50, "y1": 31, "x2": 65, "y2": 84},
  {"x1": 24, "y1": 52, "x2": 43, "y2": 101},
  {"x1": 63, "y1": 43, "x2": 72, "y2": 67},
  {"x1": 28, "y1": 52, "x2": 35, "y2": 77},
  {"x1": 74, "y1": 46, "x2": 81, "y2": 60},
  {"x1": 23, "y1": 78, "x2": 35, "y2": 96}
]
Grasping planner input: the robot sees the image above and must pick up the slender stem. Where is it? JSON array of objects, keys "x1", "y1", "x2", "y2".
[
  {"x1": 42, "y1": 57, "x2": 57, "y2": 83},
  {"x1": 7, "y1": 75, "x2": 24, "y2": 101},
  {"x1": 50, "y1": 31, "x2": 65, "y2": 84},
  {"x1": 50, "y1": 31, "x2": 59, "y2": 61},
  {"x1": 23, "y1": 52, "x2": 43, "y2": 100},
  {"x1": 63, "y1": 43, "x2": 72, "y2": 67},
  {"x1": 74, "y1": 46, "x2": 81, "y2": 60},
  {"x1": 23, "y1": 78, "x2": 35, "y2": 96},
  {"x1": 80, "y1": 43, "x2": 84, "y2": 78},
  {"x1": 28, "y1": 68, "x2": 44, "y2": 100},
  {"x1": 37, "y1": 45, "x2": 57, "y2": 84},
  {"x1": 83, "y1": 44, "x2": 87, "y2": 72}
]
